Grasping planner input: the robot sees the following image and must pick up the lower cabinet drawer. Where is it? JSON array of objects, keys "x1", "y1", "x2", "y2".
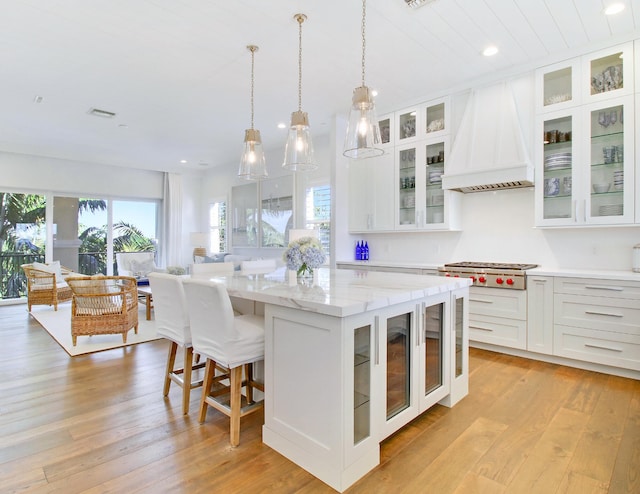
[
  {"x1": 469, "y1": 314, "x2": 526, "y2": 350},
  {"x1": 554, "y1": 294, "x2": 640, "y2": 335},
  {"x1": 554, "y1": 324, "x2": 640, "y2": 371},
  {"x1": 469, "y1": 287, "x2": 527, "y2": 320}
]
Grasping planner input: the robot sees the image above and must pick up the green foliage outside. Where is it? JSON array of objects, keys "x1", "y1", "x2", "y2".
[{"x1": 0, "y1": 193, "x2": 157, "y2": 299}]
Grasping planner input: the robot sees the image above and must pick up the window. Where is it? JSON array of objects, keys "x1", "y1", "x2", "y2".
[
  {"x1": 209, "y1": 200, "x2": 227, "y2": 254},
  {"x1": 305, "y1": 184, "x2": 331, "y2": 259}
]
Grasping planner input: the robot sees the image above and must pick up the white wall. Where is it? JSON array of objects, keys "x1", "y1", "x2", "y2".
[
  {"x1": 358, "y1": 187, "x2": 640, "y2": 271},
  {"x1": 0, "y1": 151, "x2": 164, "y2": 198},
  {"x1": 0, "y1": 150, "x2": 204, "y2": 269}
]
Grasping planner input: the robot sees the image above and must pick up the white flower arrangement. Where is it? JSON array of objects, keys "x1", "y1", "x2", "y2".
[{"x1": 283, "y1": 236, "x2": 326, "y2": 277}]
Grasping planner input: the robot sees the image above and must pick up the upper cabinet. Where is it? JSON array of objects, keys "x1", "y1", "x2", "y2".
[
  {"x1": 536, "y1": 58, "x2": 581, "y2": 113},
  {"x1": 537, "y1": 42, "x2": 633, "y2": 113},
  {"x1": 584, "y1": 42, "x2": 633, "y2": 102},
  {"x1": 348, "y1": 98, "x2": 461, "y2": 233},
  {"x1": 535, "y1": 42, "x2": 637, "y2": 227}
]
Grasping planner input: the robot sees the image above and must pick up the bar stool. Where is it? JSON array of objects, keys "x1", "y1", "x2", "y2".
[
  {"x1": 183, "y1": 278, "x2": 265, "y2": 447},
  {"x1": 148, "y1": 272, "x2": 204, "y2": 415}
]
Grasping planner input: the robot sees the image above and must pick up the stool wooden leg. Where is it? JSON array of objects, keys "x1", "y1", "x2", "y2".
[
  {"x1": 245, "y1": 363, "x2": 254, "y2": 404},
  {"x1": 182, "y1": 346, "x2": 194, "y2": 415},
  {"x1": 229, "y1": 365, "x2": 243, "y2": 447},
  {"x1": 164, "y1": 342, "x2": 178, "y2": 397},
  {"x1": 199, "y1": 359, "x2": 216, "y2": 423}
]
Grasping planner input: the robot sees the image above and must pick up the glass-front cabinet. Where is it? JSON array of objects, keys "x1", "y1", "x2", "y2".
[
  {"x1": 354, "y1": 324, "x2": 371, "y2": 445},
  {"x1": 536, "y1": 97, "x2": 634, "y2": 226},
  {"x1": 396, "y1": 143, "x2": 421, "y2": 229},
  {"x1": 424, "y1": 97, "x2": 450, "y2": 138},
  {"x1": 586, "y1": 98, "x2": 634, "y2": 224},
  {"x1": 535, "y1": 43, "x2": 635, "y2": 227},
  {"x1": 397, "y1": 106, "x2": 419, "y2": 143},
  {"x1": 536, "y1": 109, "x2": 578, "y2": 225},
  {"x1": 584, "y1": 42, "x2": 633, "y2": 101},
  {"x1": 396, "y1": 138, "x2": 457, "y2": 230}
]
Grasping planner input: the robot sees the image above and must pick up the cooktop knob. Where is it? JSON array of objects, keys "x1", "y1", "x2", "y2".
[
  {"x1": 496, "y1": 277, "x2": 504, "y2": 284},
  {"x1": 506, "y1": 278, "x2": 514, "y2": 285},
  {"x1": 478, "y1": 276, "x2": 486, "y2": 283}
]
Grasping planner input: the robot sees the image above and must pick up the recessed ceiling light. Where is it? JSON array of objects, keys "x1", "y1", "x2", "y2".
[
  {"x1": 483, "y1": 45, "x2": 499, "y2": 57},
  {"x1": 604, "y1": 3, "x2": 625, "y2": 15},
  {"x1": 180, "y1": 159, "x2": 187, "y2": 164},
  {"x1": 371, "y1": 89, "x2": 379, "y2": 97},
  {"x1": 277, "y1": 122, "x2": 287, "y2": 129}
]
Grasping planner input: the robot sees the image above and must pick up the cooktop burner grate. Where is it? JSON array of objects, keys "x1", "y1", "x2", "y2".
[{"x1": 443, "y1": 262, "x2": 538, "y2": 271}]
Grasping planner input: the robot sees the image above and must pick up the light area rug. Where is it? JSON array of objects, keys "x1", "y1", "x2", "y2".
[{"x1": 30, "y1": 302, "x2": 161, "y2": 356}]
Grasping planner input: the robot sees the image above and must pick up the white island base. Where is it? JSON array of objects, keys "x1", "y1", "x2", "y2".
[{"x1": 254, "y1": 270, "x2": 470, "y2": 492}]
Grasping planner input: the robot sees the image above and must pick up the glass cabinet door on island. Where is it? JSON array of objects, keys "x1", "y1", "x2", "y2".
[{"x1": 354, "y1": 324, "x2": 371, "y2": 445}]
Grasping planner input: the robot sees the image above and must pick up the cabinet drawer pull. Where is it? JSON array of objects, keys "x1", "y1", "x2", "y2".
[
  {"x1": 585, "y1": 310, "x2": 623, "y2": 318},
  {"x1": 584, "y1": 343, "x2": 623, "y2": 353},
  {"x1": 585, "y1": 285, "x2": 624, "y2": 292},
  {"x1": 470, "y1": 298, "x2": 494, "y2": 304},
  {"x1": 470, "y1": 325, "x2": 493, "y2": 332}
]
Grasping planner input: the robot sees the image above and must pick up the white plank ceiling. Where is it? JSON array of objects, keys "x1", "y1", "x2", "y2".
[{"x1": 1, "y1": 0, "x2": 639, "y2": 173}]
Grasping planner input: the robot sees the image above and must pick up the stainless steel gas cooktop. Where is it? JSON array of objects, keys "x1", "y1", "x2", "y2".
[{"x1": 438, "y1": 262, "x2": 538, "y2": 290}]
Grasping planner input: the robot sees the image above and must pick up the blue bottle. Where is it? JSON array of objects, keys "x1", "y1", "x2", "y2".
[
  {"x1": 355, "y1": 241, "x2": 362, "y2": 261},
  {"x1": 364, "y1": 241, "x2": 369, "y2": 261}
]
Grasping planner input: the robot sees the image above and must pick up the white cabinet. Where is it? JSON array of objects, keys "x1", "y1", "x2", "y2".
[
  {"x1": 468, "y1": 287, "x2": 527, "y2": 350},
  {"x1": 535, "y1": 43, "x2": 636, "y2": 227},
  {"x1": 395, "y1": 137, "x2": 460, "y2": 230},
  {"x1": 348, "y1": 98, "x2": 460, "y2": 233},
  {"x1": 583, "y1": 42, "x2": 633, "y2": 102},
  {"x1": 553, "y1": 277, "x2": 640, "y2": 371},
  {"x1": 535, "y1": 96, "x2": 635, "y2": 226},
  {"x1": 348, "y1": 151, "x2": 395, "y2": 232},
  {"x1": 527, "y1": 276, "x2": 554, "y2": 355}
]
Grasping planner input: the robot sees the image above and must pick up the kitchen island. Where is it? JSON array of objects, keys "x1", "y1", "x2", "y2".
[{"x1": 209, "y1": 267, "x2": 471, "y2": 492}]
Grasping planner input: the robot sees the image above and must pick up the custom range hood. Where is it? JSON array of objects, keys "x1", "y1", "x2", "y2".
[{"x1": 442, "y1": 81, "x2": 533, "y2": 193}]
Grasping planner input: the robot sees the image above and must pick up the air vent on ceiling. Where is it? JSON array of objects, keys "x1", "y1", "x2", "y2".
[
  {"x1": 88, "y1": 108, "x2": 116, "y2": 118},
  {"x1": 404, "y1": 0, "x2": 436, "y2": 8}
]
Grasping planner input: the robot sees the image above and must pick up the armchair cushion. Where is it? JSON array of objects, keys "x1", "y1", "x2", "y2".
[
  {"x1": 32, "y1": 260, "x2": 63, "y2": 280},
  {"x1": 129, "y1": 258, "x2": 156, "y2": 278}
]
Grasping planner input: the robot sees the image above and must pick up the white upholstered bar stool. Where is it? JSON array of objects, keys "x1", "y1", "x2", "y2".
[
  {"x1": 148, "y1": 272, "x2": 204, "y2": 415},
  {"x1": 183, "y1": 278, "x2": 265, "y2": 447}
]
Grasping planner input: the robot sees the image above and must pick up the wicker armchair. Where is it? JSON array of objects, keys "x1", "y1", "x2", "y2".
[
  {"x1": 66, "y1": 276, "x2": 139, "y2": 346},
  {"x1": 21, "y1": 262, "x2": 73, "y2": 311}
]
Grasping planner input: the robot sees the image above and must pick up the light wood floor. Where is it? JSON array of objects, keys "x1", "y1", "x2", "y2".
[{"x1": 1, "y1": 303, "x2": 638, "y2": 493}]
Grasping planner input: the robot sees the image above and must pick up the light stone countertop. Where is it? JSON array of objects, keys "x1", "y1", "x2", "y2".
[
  {"x1": 193, "y1": 267, "x2": 471, "y2": 318},
  {"x1": 336, "y1": 261, "x2": 640, "y2": 283}
]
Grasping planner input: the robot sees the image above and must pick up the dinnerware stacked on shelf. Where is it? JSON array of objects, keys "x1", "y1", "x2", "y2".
[
  {"x1": 599, "y1": 204, "x2": 623, "y2": 216},
  {"x1": 613, "y1": 170, "x2": 624, "y2": 190},
  {"x1": 544, "y1": 152, "x2": 572, "y2": 170}
]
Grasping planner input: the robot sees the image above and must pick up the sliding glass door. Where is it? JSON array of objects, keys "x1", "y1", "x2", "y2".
[{"x1": 0, "y1": 190, "x2": 160, "y2": 301}]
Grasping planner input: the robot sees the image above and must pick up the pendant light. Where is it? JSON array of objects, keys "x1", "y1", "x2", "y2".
[
  {"x1": 238, "y1": 45, "x2": 268, "y2": 180},
  {"x1": 282, "y1": 13, "x2": 317, "y2": 171},
  {"x1": 343, "y1": 0, "x2": 384, "y2": 159}
]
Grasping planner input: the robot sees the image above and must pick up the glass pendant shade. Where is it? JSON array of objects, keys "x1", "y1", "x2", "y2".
[
  {"x1": 238, "y1": 128, "x2": 267, "y2": 180},
  {"x1": 343, "y1": 86, "x2": 383, "y2": 159},
  {"x1": 283, "y1": 110, "x2": 316, "y2": 171}
]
